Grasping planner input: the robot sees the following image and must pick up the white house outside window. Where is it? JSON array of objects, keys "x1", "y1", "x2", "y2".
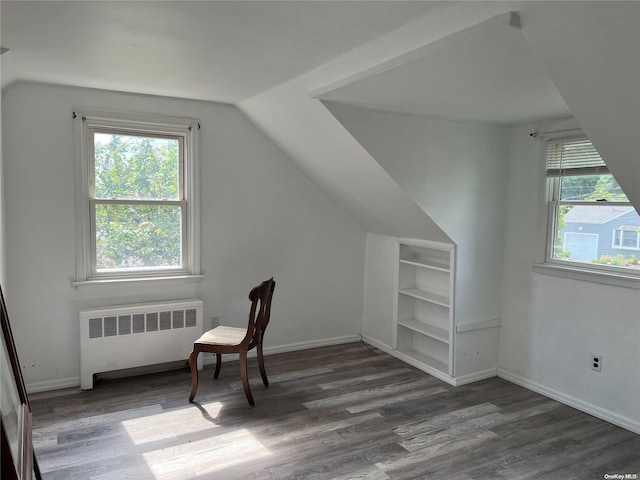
[
  {"x1": 546, "y1": 136, "x2": 640, "y2": 273},
  {"x1": 73, "y1": 110, "x2": 200, "y2": 283}
]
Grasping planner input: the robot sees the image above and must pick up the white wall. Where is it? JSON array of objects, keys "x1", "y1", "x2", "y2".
[
  {"x1": 326, "y1": 103, "x2": 510, "y2": 327},
  {"x1": 239, "y1": 80, "x2": 450, "y2": 244},
  {"x1": 500, "y1": 121, "x2": 640, "y2": 433},
  {"x1": 362, "y1": 233, "x2": 397, "y2": 348},
  {"x1": 2, "y1": 81, "x2": 366, "y2": 391}
]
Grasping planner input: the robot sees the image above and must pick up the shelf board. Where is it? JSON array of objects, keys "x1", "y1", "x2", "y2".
[
  {"x1": 400, "y1": 258, "x2": 450, "y2": 272},
  {"x1": 398, "y1": 288, "x2": 449, "y2": 308},
  {"x1": 397, "y1": 349, "x2": 448, "y2": 374},
  {"x1": 398, "y1": 319, "x2": 449, "y2": 344}
]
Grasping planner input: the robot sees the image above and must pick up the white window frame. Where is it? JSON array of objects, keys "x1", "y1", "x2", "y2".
[
  {"x1": 72, "y1": 109, "x2": 201, "y2": 285},
  {"x1": 612, "y1": 228, "x2": 640, "y2": 251},
  {"x1": 537, "y1": 130, "x2": 640, "y2": 285}
]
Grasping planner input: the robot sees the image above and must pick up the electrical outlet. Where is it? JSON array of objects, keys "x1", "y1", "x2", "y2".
[{"x1": 590, "y1": 354, "x2": 602, "y2": 372}]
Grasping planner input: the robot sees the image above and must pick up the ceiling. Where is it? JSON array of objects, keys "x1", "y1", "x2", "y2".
[
  {"x1": 0, "y1": 1, "x2": 443, "y2": 103},
  {"x1": 318, "y1": 22, "x2": 570, "y2": 126},
  {"x1": 1, "y1": 1, "x2": 571, "y2": 126}
]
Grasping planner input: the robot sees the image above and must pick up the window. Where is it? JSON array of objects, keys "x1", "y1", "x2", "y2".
[
  {"x1": 612, "y1": 227, "x2": 640, "y2": 250},
  {"x1": 545, "y1": 136, "x2": 640, "y2": 273},
  {"x1": 73, "y1": 110, "x2": 200, "y2": 283}
]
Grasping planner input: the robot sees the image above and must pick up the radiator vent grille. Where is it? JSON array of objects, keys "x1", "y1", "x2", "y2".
[
  {"x1": 80, "y1": 298, "x2": 203, "y2": 390},
  {"x1": 87, "y1": 308, "x2": 198, "y2": 339}
]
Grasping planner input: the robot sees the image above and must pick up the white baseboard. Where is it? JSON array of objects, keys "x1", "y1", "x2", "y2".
[
  {"x1": 454, "y1": 368, "x2": 497, "y2": 386},
  {"x1": 361, "y1": 336, "x2": 496, "y2": 387},
  {"x1": 364, "y1": 340, "x2": 640, "y2": 434},
  {"x1": 359, "y1": 335, "x2": 392, "y2": 354},
  {"x1": 360, "y1": 336, "x2": 454, "y2": 384},
  {"x1": 202, "y1": 334, "x2": 361, "y2": 365},
  {"x1": 265, "y1": 335, "x2": 362, "y2": 355},
  {"x1": 27, "y1": 377, "x2": 80, "y2": 394},
  {"x1": 498, "y1": 368, "x2": 640, "y2": 435},
  {"x1": 29, "y1": 340, "x2": 638, "y2": 436},
  {"x1": 26, "y1": 335, "x2": 362, "y2": 392}
]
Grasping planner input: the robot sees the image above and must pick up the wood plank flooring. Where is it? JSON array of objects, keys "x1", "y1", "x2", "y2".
[{"x1": 30, "y1": 343, "x2": 640, "y2": 479}]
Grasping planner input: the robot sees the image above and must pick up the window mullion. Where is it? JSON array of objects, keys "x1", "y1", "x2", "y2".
[{"x1": 93, "y1": 199, "x2": 185, "y2": 206}]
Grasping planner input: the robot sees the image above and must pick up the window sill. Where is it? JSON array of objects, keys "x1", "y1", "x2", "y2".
[
  {"x1": 72, "y1": 274, "x2": 204, "y2": 288},
  {"x1": 532, "y1": 263, "x2": 640, "y2": 290}
]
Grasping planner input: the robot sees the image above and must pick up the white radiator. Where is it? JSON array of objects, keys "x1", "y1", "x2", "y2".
[{"x1": 79, "y1": 298, "x2": 203, "y2": 390}]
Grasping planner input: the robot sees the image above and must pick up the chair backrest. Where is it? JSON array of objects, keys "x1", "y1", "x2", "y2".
[{"x1": 245, "y1": 277, "x2": 275, "y2": 345}]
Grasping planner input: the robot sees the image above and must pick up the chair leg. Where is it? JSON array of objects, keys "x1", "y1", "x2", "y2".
[
  {"x1": 213, "y1": 353, "x2": 222, "y2": 379},
  {"x1": 239, "y1": 350, "x2": 254, "y2": 406},
  {"x1": 257, "y1": 340, "x2": 269, "y2": 387},
  {"x1": 188, "y1": 348, "x2": 199, "y2": 402}
]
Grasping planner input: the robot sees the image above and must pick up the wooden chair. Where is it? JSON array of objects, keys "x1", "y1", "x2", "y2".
[{"x1": 188, "y1": 277, "x2": 275, "y2": 406}]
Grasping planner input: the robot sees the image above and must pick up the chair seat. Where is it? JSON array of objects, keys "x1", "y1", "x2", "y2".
[{"x1": 195, "y1": 326, "x2": 246, "y2": 346}]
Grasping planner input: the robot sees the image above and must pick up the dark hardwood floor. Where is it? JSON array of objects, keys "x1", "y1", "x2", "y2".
[{"x1": 30, "y1": 343, "x2": 640, "y2": 479}]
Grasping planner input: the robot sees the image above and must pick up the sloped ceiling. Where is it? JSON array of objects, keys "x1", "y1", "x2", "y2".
[
  {"x1": 0, "y1": 1, "x2": 443, "y2": 102},
  {"x1": 242, "y1": 2, "x2": 640, "y2": 243},
  {"x1": 313, "y1": 2, "x2": 640, "y2": 201},
  {"x1": 240, "y1": 6, "x2": 524, "y2": 242},
  {"x1": 318, "y1": 20, "x2": 569, "y2": 126},
  {"x1": 2, "y1": 1, "x2": 639, "y2": 239},
  {"x1": 239, "y1": 77, "x2": 452, "y2": 242}
]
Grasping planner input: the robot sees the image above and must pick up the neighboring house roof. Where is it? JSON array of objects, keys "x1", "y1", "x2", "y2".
[
  {"x1": 616, "y1": 225, "x2": 640, "y2": 232},
  {"x1": 564, "y1": 205, "x2": 636, "y2": 224}
]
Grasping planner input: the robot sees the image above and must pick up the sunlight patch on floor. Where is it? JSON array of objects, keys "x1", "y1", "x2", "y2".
[
  {"x1": 143, "y1": 428, "x2": 271, "y2": 479},
  {"x1": 121, "y1": 401, "x2": 224, "y2": 445}
]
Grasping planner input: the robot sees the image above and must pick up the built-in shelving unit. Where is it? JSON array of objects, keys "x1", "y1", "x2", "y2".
[{"x1": 394, "y1": 239, "x2": 455, "y2": 381}]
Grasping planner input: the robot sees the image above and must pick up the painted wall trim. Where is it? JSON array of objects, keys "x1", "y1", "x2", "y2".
[
  {"x1": 360, "y1": 335, "x2": 394, "y2": 356},
  {"x1": 498, "y1": 367, "x2": 640, "y2": 435},
  {"x1": 361, "y1": 335, "x2": 456, "y2": 384},
  {"x1": 362, "y1": 335, "x2": 496, "y2": 387},
  {"x1": 31, "y1": 338, "x2": 638, "y2": 439},
  {"x1": 203, "y1": 334, "x2": 362, "y2": 366},
  {"x1": 533, "y1": 263, "x2": 640, "y2": 290},
  {"x1": 27, "y1": 377, "x2": 80, "y2": 394},
  {"x1": 26, "y1": 335, "x2": 362, "y2": 393},
  {"x1": 454, "y1": 368, "x2": 498, "y2": 386},
  {"x1": 456, "y1": 319, "x2": 500, "y2": 333}
]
